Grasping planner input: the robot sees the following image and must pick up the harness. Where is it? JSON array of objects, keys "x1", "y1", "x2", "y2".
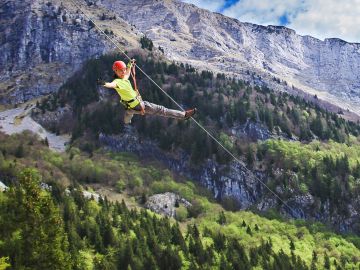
[
  {"x1": 120, "y1": 97, "x2": 141, "y2": 110},
  {"x1": 129, "y1": 61, "x2": 145, "y2": 115}
]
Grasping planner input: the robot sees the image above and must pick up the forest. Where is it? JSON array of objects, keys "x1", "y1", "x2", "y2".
[{"x1": 0, "y1": 132, "x2": 360, "y2": 269}]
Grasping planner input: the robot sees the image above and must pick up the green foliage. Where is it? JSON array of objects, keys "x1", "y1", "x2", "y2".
[
  {"x1": 0, "y1": 257, "x2": 10, "y2": 270},
  {"x1": 116, "y1": 179, "x2": 126, "y2": 192},
  {"x1": 217, "y1": 211, "x2": 227, "y2": 225},
  {"x1": 187, "y1": 199, "x2": 205, "y2": 218},
  {"x1": 257, "y1": 139, "x2": 360, "y2": 219},
  {"x1": 175, "y1": 205, "x2": 188, "y2": 222},
  {"x1": 1, "y1": 133, "x2": 360, "y2": 269},
  {"x1": 140, "y1": 35, "x2": 153, "y2": 51},
  {"x1": 0, "y1": 168, "x2": 71, "y2": 269}
]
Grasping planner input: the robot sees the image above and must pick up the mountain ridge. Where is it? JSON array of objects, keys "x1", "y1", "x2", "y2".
[
  {"x1": 98, "y1": 0, "x2": 360, "y2": 116},
  {"x1": 2, "y1": 0, "x2": 360, "y2": 121}
]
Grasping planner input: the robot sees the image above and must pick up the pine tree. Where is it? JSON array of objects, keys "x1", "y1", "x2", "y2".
[
  {"x1": 324, "y1": 253, "x2": 331, "y2": 270},
  {"x1": 171, "y1": 223, "x2": 187, "y2": 252},
  {"x1": 246, "y1": 225, "x2": 253, "y2": 236},
  {"x1": 1, "y1": 169, "x2": 71, "y2": 269},
  {"x1": 219, "y1": 254, "x2": 229, "y2": 270},
  {"x1": 217, "y1": 211, "x2": 227, "y2": 225},
  {"x1": 15, "y1": 143, "x2": 25, "y2": 158},
  {"x1": 250, "y1": 248, "x2": 258, "y2": 266},
  {"x1": 290, "y1": 239, "x2": 295, "y2": 251}
]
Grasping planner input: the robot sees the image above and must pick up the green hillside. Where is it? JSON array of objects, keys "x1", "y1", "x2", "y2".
[
  {"x1": 2, "y1": 43, "x2": 360, "y2": 269},
  {"x1": 0, "y1": 132, "x2": 360, "y2": 269},
  {"x1": 34, "y1": 51, "x2": 360, "y2": 228}
]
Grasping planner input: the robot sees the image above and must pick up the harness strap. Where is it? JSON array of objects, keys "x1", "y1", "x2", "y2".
[
  {"x1": 120, "y1": 98, "x2": 137, "y2": 109},
  {"x1": 130, "y1": 63, "x2": 145, "y2": 115}
]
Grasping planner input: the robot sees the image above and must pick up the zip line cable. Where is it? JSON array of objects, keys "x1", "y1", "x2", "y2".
[{"x1": 68, "y1": 0, "x2": 297, "y2": 217}]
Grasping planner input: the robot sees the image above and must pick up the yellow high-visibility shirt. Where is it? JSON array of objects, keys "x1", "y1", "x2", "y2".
[{"x1": 112, "y1": 78, "x2": 140, "y2": 108}]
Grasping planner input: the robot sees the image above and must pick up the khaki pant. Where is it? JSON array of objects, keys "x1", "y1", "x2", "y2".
[{"x1": 124, "y1": 101, "x2": 185, "y2": 124}]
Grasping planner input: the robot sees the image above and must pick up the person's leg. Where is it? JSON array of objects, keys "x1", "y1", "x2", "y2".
[
  {"x1": 143, "y1": 101, "x2": 185, "y2": 119},
  {"x1": 124, "y1": 104, "x2": 145, "y2": 124},
  {"x1": 124, "y1": 110, "x2": 135, "y2": 124}
]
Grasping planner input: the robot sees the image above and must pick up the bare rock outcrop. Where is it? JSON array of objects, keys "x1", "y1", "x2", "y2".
[{"x1": 145, "y1": 192, "x2": 191, "y2": 218}]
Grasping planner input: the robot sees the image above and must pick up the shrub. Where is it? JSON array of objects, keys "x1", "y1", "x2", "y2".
[
  {"x1": 187, "y1": 199, "x2": 204, "y2": 218},
  {"x1": 128, "y1": 176, "x2": 143, "y2": 190},
  {"x1": 175, "y1": 205, "x2": 188, "y2": 222},
  {"x1": 116, "y1": 180, "x2": 126, "y2": 193}
]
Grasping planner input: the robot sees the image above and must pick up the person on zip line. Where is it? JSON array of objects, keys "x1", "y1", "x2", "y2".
[{"x1": 98, "y1": 59, "x2": 196, "y2": 124}]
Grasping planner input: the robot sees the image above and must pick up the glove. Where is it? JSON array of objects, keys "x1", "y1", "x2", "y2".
[
  {"x1": 127, "y1": 59, "x2": 136, "y2": 68},
  {"x1": 96, "y1": 78, "x2": 106, "y2": 86}
]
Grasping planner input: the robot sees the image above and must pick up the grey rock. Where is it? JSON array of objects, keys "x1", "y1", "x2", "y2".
[
  {"x1": 231, "y1": 119, "x2": 272, "y2": 141},
  {"x1": 65, "y1": 188, "x2": 101, "y2": 202},
  {"x1": 40, "y1": 182, "x2": 52, "y2": 191},
  {"x1": 82, "y1": 190, "x2": 101, "y2": 202},
  {"x1": 145, "y1": 192, "x2": 191, "y2": 218},
  {"x1": 0, "y1": 0, "x2": 134, "y2": 104},
  {"x1": 0, "y1": 181, "x2": 8, "y2": 192}
]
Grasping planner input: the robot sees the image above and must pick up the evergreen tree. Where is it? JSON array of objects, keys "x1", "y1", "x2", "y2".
[
  {"x1": 324, "y1": 253, "x2": 331, "y2": 270},
  {"x1": 217, "y1": 211, "x2": 227, "y2": 225},
  {"x1": 171, "y1": 223, "x2": 187, "y2": 252},
  {"x1": 219, "y1": 254, "x2": 229, "y2": 270},
  {"x1": 0, "y1": 169, "x2": 71, "y2": 269},
  {"x1": 290, "y1": 239, "x2": 295, "y2": 251},
  {"x1": 140, "y1": 35, "x2": 153, "y2": 51},
  {"x1": 246, "y1": 225, "x2": 253, "y2": 236},
  {"x1": 15, "y1": 143, "x2": 25, "y2": 158}
]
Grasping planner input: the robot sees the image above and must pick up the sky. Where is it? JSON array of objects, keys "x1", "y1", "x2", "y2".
[{"x1": 181, "y1": 0, "x2": 360, "y2": 43}]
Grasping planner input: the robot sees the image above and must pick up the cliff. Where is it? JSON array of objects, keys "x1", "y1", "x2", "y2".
[{"x1": 0, "y1": 0, "x2": 138, "y2": 104}]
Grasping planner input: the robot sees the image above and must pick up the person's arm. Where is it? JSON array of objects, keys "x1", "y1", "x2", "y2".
[
  {"x1": 103, "y1": 81, "x2": 117, "y2": 88},
  {"x1": 97, "y1": 79, "x2": 117, "y2": 88},
  {"x1": 122, "y1": 59, "x2": 136, "y2": 80}
]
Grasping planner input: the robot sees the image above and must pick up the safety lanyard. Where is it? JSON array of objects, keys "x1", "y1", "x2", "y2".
[{"x1": 130, "y1": 64, "x2": 145, "y2": 115}]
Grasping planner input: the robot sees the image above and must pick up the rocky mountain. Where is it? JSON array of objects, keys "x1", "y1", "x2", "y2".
[
  {"x1": 99, "y1": 0, "x2": 360, "y2": 117},
  {"x1": 0, "y1": 0, "x2": 140, "y2": 104},
  {"x1": 2, "y1": 0, "x2": 360, "y2": 118}
]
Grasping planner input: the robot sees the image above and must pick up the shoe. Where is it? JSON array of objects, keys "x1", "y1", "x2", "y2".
[{"x1": 184, "y1": 108, "x2": 197, "y2": 119}]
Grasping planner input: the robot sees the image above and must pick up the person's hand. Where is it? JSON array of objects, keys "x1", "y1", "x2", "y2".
[
  {"x1": 127, "y1": 59, "x2": 136, "y2": 68},
  {"x1": 96, "y1": 78, "x2": 106, "y2": 86}
]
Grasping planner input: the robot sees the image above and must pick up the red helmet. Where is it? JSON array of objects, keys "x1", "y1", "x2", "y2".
[{"x1": 112, "y1": 61, "x2": 126, "y2": 72}]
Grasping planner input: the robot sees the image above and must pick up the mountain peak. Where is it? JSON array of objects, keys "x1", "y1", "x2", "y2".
[{"x1": 99, "y1": 0, "x2": 360, "y2": 117}]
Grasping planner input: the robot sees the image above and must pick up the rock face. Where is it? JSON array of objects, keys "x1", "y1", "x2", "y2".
[
  {"x1": 99, "y1": 0, "x2": 360, "y2": 116},
  {"x1": 145, "y1": 192, "x2": 191, "y2": 218},
  {"x1": 231, "y1": 120, "x2": 272, "y2": 141},
  {"x1": 82, "y1": 190, "x2": 101, "y2": 202},
  {"x1": 0, "y1": 181, "x2": 8, "y2": 192},
  {"x1": 99, "y1": 132, "x2": 263, "y2": 210},
  {"x1": 0, "y1": 0, "x2": 137, "y2": 104}
]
